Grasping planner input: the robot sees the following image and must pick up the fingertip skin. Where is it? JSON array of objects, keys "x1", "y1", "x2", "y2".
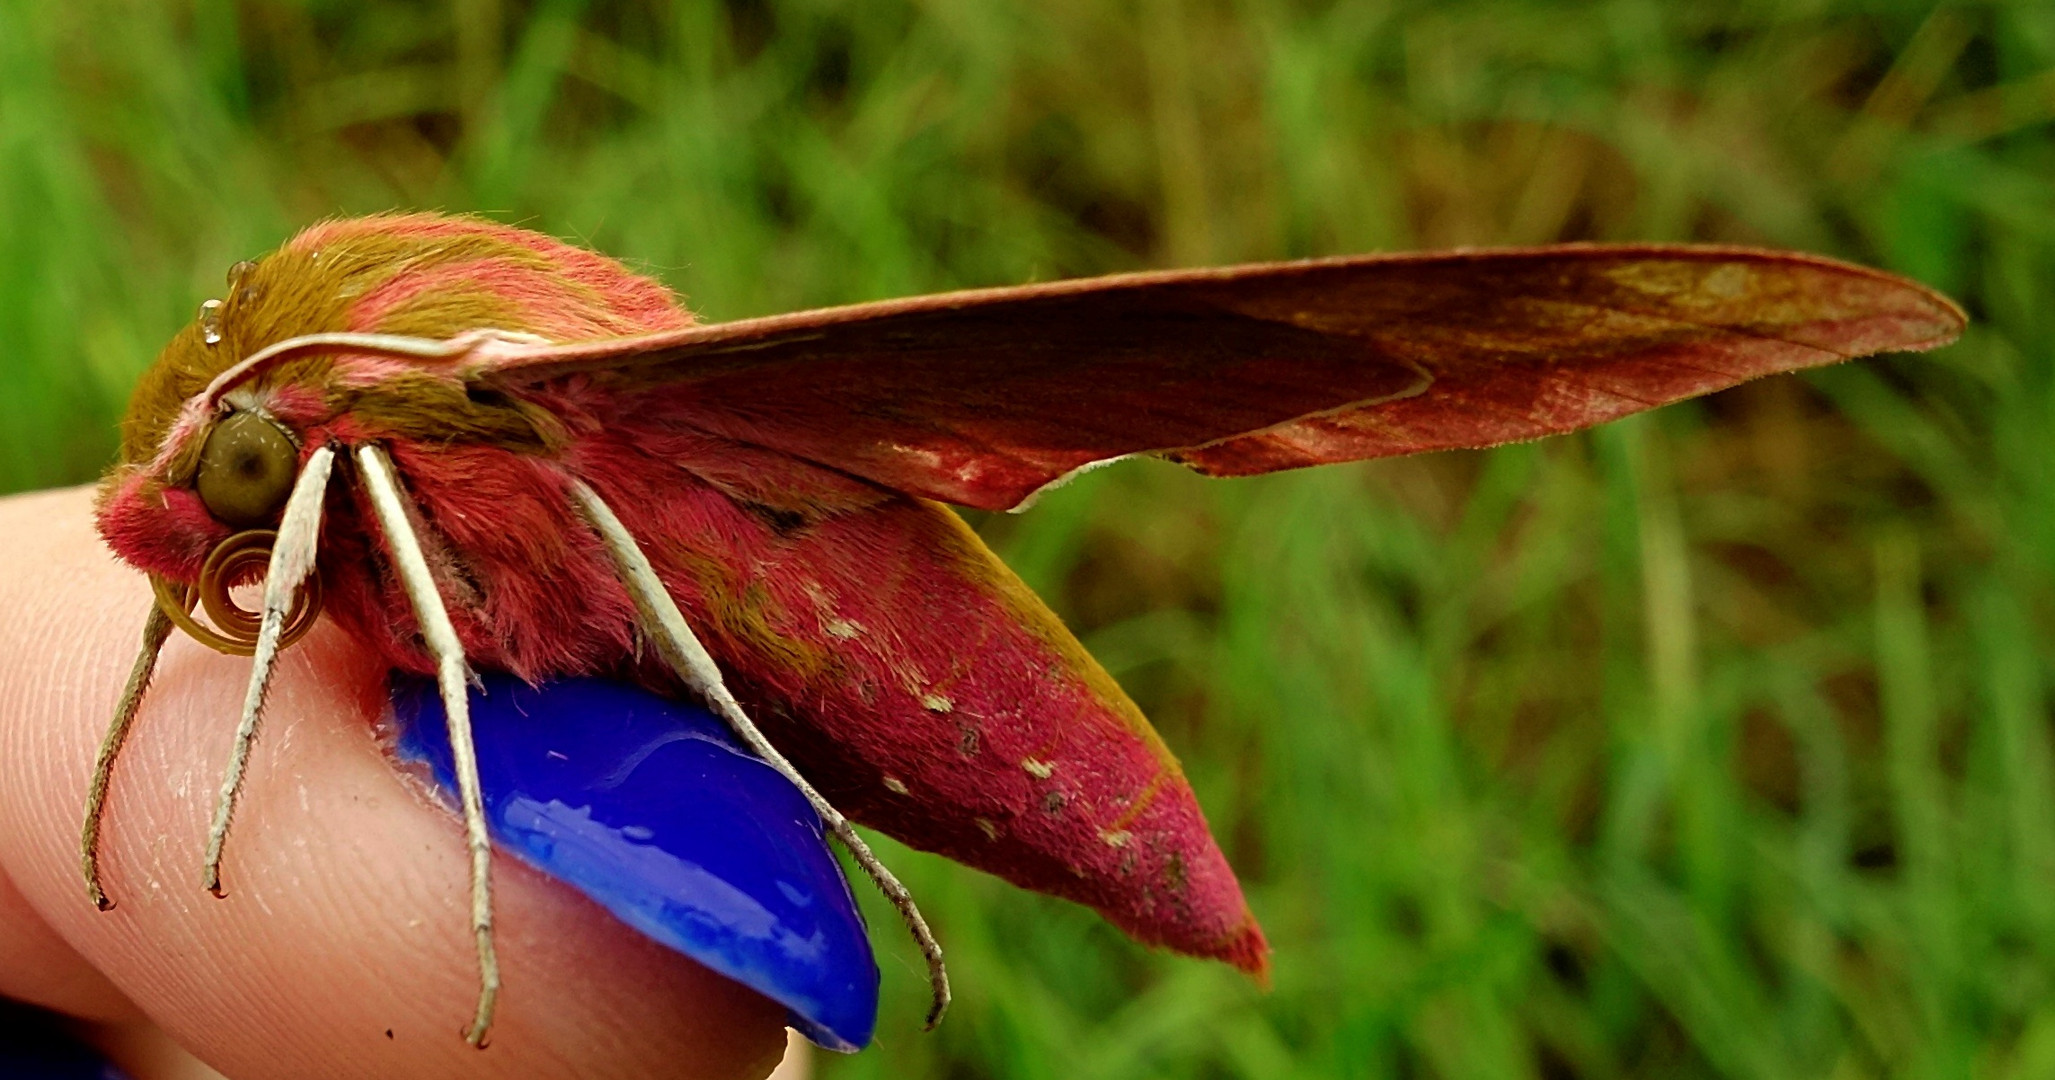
[
  {"x1": 0, "y1": 486, "x2": 790, "y2": 1080},
  {"x1": 0, "y1": 863, "x2": 136, "y2": 1024}
]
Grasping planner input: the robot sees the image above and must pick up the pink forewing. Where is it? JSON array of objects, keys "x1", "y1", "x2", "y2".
[{"x1": 463, "y1": 244, "x2": 1963, "y2": 509}]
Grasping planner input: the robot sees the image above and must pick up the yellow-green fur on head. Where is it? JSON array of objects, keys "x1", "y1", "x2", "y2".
[{"x1": 119, "y1": 212, "x2": 694, "y2": 465}]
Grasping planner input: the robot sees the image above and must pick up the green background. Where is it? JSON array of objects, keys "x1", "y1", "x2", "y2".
[{"x1": 3, "y1": 1, "x2": 2050, "y2": 1076}]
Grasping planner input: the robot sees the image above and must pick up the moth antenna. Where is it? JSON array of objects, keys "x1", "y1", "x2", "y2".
[
  {"x1": 356, "y1": 444, "x2": 501, "y2": 1048},
  {"x1": 566, "y1": 479, "x2": 953, "y2": 1029},
  {"x1": 202, "y1": 445, "x2": 336, "y2": 898},
  {"x1": 81, "y1": 602, "x2": 175, "y2": 911}
]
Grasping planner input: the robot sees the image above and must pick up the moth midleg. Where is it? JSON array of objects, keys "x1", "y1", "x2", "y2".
[
  {"x1": 203, "y1": 444, "x2": 335, "y2": 897},
  {"x1": 566, "y1": 478, "x2": 954, "y2": 1029},
  {"x1": 357, "y1": 444, "x2": 500, "y2": 1047},
  {"x1": 81, "y1": 602, "x2": 175, "y2": 910}
]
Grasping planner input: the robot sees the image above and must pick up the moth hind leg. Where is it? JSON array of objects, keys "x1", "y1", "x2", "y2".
[{"x1": 566, "y1": 477, "x2": 953, "y2": 1029}]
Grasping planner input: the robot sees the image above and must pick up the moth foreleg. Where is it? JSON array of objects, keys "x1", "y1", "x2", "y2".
[
  {"x1": 202, "y1": 444, "x2": 335, "y2": 897},
  {"x1": 566, "y1": 478, "x2": 953, "y2": 1029},
  {"x1": 80, "y1": 602, "x2": 175, "y2": 910},
  {"x1": 357, "y1": 444, "x2": 501, "y2": 1048}
]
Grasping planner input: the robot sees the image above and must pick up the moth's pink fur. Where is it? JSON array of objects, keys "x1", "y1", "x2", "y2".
[
  {"x1": 96, "y1": 471, "x2": 231, "y2": 573},
  {"x1": 288, "y1": 216, "x2": 693, "y2": 340}
]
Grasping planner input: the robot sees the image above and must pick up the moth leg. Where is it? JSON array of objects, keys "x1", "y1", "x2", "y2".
[
  {"x1": 356, "y1": 444, "x2": 500, "y2": 1048},
  {"x1": 567, "y1": 479, "x2": 953, "y2": 1029},
  {"x1": 81, "y1": 603, "x2": 175, "y2": 910},
  {"x1": 203, "y1": 445, "x2": 335, "y2": 897}
]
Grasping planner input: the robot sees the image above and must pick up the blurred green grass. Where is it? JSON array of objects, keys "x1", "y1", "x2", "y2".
[{"x1": 3, "y1": 1, "x2": 2051, "y2": 1076}]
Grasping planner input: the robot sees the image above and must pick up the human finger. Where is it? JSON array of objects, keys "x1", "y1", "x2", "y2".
[{"x1": 0, "y1": 486, "x2": 791, "y2": 1080}]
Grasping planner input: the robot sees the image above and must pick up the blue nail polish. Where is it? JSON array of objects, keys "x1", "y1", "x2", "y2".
[{"x1": 390, "y1": 673, "x2": 878, "y2": 1051}]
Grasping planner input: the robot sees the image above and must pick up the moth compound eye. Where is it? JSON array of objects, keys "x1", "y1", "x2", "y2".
[{"x1": 196, "y1": 411, "x2": 299, "y2": 527}]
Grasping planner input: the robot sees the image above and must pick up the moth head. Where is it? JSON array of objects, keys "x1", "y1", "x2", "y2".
[
  {"x1": 96, "y1": 212, "x2": 694, "y2": 581},
  {"x1": 95, "y1": 394, "x2": 313, "y2": 584}
]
